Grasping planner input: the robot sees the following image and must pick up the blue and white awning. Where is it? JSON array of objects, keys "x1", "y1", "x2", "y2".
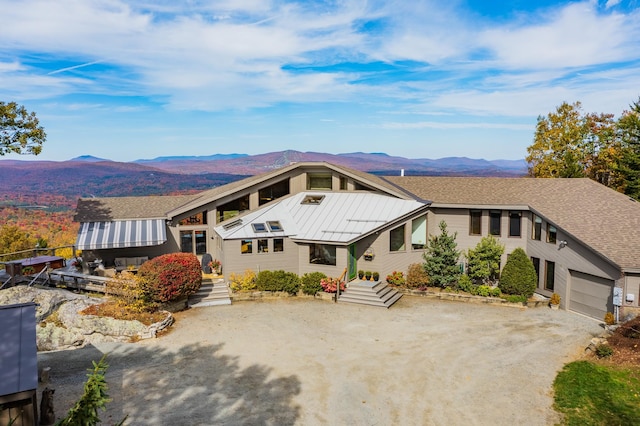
[{"x1": 76, "y1": 220, "x2": 167, "y2": 250}]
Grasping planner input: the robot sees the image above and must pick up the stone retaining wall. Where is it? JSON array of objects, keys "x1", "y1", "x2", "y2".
[{"x1": 396, "y1": 288, "x2": 548, "y2": 308}]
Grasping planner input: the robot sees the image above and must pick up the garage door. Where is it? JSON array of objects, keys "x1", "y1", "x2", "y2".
[{"x1": 569, "y1": 270, "x2": 614, "y2": 320}]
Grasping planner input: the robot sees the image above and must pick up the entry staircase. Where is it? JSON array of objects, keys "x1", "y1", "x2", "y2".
[
  {"x1": 338, "y1": 279, "x2": 402, "y2": 308},
  {"x1": 188, "y1": 278, "x2": 231, "y2": 308}
]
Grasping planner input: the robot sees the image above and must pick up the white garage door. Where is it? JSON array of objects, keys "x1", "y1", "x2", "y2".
[{"x1": 569, "y1": 270, "x2": 614, "y2": 320}]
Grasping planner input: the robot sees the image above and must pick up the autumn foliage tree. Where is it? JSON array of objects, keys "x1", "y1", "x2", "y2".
[{"x1": 0, "y1": 101, "x2": 46, "y2": 156}]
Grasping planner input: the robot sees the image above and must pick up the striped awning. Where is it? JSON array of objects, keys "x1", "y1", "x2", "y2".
[{"x1": 76, "y1": 220, "x2": 167, "y2": 250}]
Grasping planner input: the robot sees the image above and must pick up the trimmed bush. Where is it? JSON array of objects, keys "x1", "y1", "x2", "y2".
[
  {"x1": 406, "y1": 263, "x2": 429, "y2": 288},
  {"x1": 229, "y1": 269, "x2": 257, "y2": 292},
  {"x1": 498, "y1": 248, "x2": 537, "y2": 297},
  {"x1": 137, "y1": 253, "x2": 201, "y2": 304},
  {"x1": 386, "y1": 271, "x2": 405, "y2": 287},
  {"x1": 466, "y1": 235, "x2": 504, "y2": 284},
  {"x1": 456, "y1": 274, "x2": 473, "y2": 292},
  {"x1": 256, "y1": 270, "x2": 300, "y2": 294},
  {"x1": 301, "y1": 272, "x2": 327, "y2": 295}
]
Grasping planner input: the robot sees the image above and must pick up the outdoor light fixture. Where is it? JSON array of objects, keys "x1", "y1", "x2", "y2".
[{"x1": 559, "y1": 240, "x2": 568, "y2": 249}]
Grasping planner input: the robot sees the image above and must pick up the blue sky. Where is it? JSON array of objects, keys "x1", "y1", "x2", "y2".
[{"x1": 1, "y1": 0, "x2": 639, "y2": 162}]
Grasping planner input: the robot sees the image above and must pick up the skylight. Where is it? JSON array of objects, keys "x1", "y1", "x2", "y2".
[
  {"x1": 301, "y1": 195, "x2": 325, "y2": 205},
  {"x1": 252, "y1": 223, "x2": 267, "y2": 232},
  {"x1": 267, "y1": 221, "x2": 283, "y2": 232}
]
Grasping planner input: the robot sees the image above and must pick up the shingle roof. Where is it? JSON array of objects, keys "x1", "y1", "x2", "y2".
[
  {"x1": 215, "y1": 191, "x2": 426, "y2": 243},
  {"x1": 385, "y1": 176, "x2": 640, "y2": 270},
  {"x1": 74, "y1": 195, "x2": 196, "y2": 222}
]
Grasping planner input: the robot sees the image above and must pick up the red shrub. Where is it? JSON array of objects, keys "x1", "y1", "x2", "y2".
[{"x1": 137, "y1": 253, "x2": 202, "y2": 303}]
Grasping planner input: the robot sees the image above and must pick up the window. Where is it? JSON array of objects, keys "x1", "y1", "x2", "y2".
[
  {"x1": 180, "y1": 230, "x2": 207, "y2": 255},
  {"x1": 545, "y1": 260, "x2": 555, "y2": 291},
  {"x1": 470, "y1": 210, "x2": 482, "y2": 235},
  {"x1": 531, "y1": 257, "x2": 540, "y2": 285},
  {"x1": 179, "y1": 210, "x2": 207, "y2": 225},
  {"x1": 258, "y1": 239, "x2": 268, "y2": 253},
  {"x1": 411, "y1": 216, "x2": 427, "y2": 249},
  {"x1": 509, "y1": 212, "x2": 522, "y2": 237},
  {"x1": 274, "y1": 238, "x2": 284, "y2": 252},
  {"x1": 217, "y1": 195, "x2": 250, "y2": 223},
  {"x1": 547, "y1": 224, "x2": 557, "y2": 244},
  {"x1": 489, "y1": 211, "x2": 501, "y2": 236},
  {"x1": 307, "y1": 174, "x2": 332, "y2": 190},
  {"x1": 532, "y1": 214, "x2": 542, "y2": 240},
  {"x1": 301, "y1": 195, "x2": 325, "y2": 205},
  {"x1": 259, "y1": 179, "x2": 290, "y2": 206},
  {"x1": 267, "y1": 221, "x2": 283, "y2": 232},
  {"x1": 310, "y1": 244, "x2": 336, "y2": 265},
  {"x1": 390, "y1": 225, "x2": 406, "y2": 252},
  {"x1": 339, "y1": 176, "x2": 348, "y2": 190},
  {"x1": 241, "y1": 239, "x2": 252, "y2": 254},
  {"x1": 252, "y1": 223, "x2": 267, "y2": 232}
]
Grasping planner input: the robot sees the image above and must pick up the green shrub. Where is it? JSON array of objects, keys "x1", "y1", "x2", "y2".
[
  {"x1": 301, "y1": 272, "x2": 326, "y2": 295},
  {"x1": 406, "y1": 263, "x2": 429, "y2": 288},
  {"x1": 468, "y1": 285, "x2": 501, "y2": 297},
  {"x1": 595, "y1": 343, "x2": 614, "y2": 358},
  {"x1": 498, "y1": 248, "x2": 537, "y2": 297},
  {"x1": 256, "y1": 270, "x2": 300, "y2": 294},
  {"x1": 229, "y1": 269, "x2": 257, "y2": 292},
  {"x1": 501, "y1": 294, "x2": 528, "y2": 304},
  {"x1": 456, "y1": 274, "x2": 474, "y2": 292},
  {"x1": 137, "y1": 253, "x2": 201, "y2": 304},
  {"x1": 466, "y1": 235, "x2": 505, "y2": 284}
]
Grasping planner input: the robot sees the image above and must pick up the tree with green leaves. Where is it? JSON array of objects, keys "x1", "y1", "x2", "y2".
[
  {"x1": 423, "y1": 220, "x2": 461, "y2": 288},
  {"x1": 617, "y1": 98, "x2": 640, "y2": 200},
  {"x1": 498, "y1": 248, "x2": 537, "y2": 298},
  {"x1": 0, "y1": 101, "x2": 46, "y2": 156},
  {"x1": 466, "y1": 235, "x2": 505, "y2": 285}
]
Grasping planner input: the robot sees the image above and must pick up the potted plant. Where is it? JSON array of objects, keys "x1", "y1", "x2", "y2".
[
  {"x1": 365, "y1": 271, "x2": 372, "y2": 280},
  {"x1": 549, "y1": 293, "x2": 561, "y2": 310},
  {"x1": 358, "y1": 270, "x2": 364, "y2": 279},
  {"x1": 372, "y1": 271, "x2": 380, "y2": 281}
]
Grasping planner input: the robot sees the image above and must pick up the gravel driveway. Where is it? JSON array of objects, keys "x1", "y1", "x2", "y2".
[{"x1": 38, "y1": 296, "x2": 603, "y2": 425}]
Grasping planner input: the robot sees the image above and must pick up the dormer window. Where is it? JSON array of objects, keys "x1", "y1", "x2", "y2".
[
  {"x1": 301, "y1": 195, "x2": 325, "y2": 205},
  {"x1": 267, "y1": 221, "x2": 283, "y2": 232}
]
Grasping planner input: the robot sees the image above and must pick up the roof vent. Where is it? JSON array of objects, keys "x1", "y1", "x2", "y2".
[{"x1": 223, "y1": 219, "x2": 242, "y2": 230}]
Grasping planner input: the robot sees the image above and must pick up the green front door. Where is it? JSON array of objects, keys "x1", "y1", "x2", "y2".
[{"x1": 348, "y1": 244, "x2": 357, "y2": 281}]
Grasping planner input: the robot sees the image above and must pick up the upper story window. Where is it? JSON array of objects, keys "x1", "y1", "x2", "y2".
[
  {"x1": 179, "y1": 211, "x2": 207, "y2": 226},
  {"x1": 411, "y1": 216, "x2": 427, "y2": 249},
  {"x1": 532, "y1": 214, "x2": 542, "y2": 240},
  {"x1": 470, "y1": 210, "x2": 482, "y2": 235},
  {"x1": 259, "y1": 179, "x2": 290, "y2": 206},
  {"x1": 489, "y1": 211, "x2": 501, "y2": 236},
  {"x1": 509, "y1": 212, "x2": 522, "y2": 237},
  {"x1": 390, "y1": 224, "x2": 406, "y2": 252},
  {"x1": 547, "y1": 224, "x2": 557, "y2": 244},
  {"x1": 307, "y1": 174, "x2": 332, "y2": 190},
  {"x1": 217, "y1": 194, "x2": 250, "y2": 224},
  {"x1": 339, "y1": 176, "x2": 348, "y2": 190}
]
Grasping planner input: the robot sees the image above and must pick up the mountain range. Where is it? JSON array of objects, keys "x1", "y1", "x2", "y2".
[{"x1": 0, "y1": 150, "x2": 527, "y2": 207}]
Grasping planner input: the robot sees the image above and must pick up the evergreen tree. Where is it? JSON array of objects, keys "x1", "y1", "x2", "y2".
[
  {"x1": 423, "y1": 221, "x2": 461, "y2": 288},
  {"x1": 498, "y1": 248, "x2": 537, "y2": 297},
  {"x1": 466, "y1": 235, "x2": 505, "y2": 285},
  {"x1": 617, "y1": 98, "x2": 640, "y2": 200}
]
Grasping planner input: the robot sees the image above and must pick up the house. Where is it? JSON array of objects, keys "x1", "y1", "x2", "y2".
[{"x1": 74, "y1": 162, "x2": 640, "y2": 320}]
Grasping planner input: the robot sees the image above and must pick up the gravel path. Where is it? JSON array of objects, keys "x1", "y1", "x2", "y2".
[{"x1": 38, "y1": 296, "x2": 604, "y2": 425}]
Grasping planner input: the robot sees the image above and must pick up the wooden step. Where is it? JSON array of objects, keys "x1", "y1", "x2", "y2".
[
  {"x1": 338, "y1": 280, "x2": 402, "y2": 308},
  {"x1": 189, "y1": 280, "x2": 231, "y2": 308}
]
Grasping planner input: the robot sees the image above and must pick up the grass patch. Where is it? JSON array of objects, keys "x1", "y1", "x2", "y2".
[{"x1": 553, "y1": 360, "x2": 640, "y2": 425}]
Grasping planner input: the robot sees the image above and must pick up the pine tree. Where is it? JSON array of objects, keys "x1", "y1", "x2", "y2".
[
  {"x1": 423, "y1": 221, "x2": 461, "y2": 288},
  {"x1": 498, "y1": 248, "x2": 537, "y2": 297},
  {"x1": 466, "y1": 235, "x2": 505, "y2": 285}
]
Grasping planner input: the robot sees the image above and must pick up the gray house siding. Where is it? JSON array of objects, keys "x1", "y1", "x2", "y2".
[{"x1": 222, "y1": 237, "x2": 299, "y2": 277}]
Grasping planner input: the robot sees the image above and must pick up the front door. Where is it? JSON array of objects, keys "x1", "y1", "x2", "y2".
[{"x1": 348, "y1": 244, "x2": 357, "y2": 281}]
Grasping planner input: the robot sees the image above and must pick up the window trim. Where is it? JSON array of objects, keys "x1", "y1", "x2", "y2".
[
  {"x1": 508, "y1": 211, "x2": 522, "y2": 237},
  {"x1": 390, "y1": 224, "x2": 406, "y2": 252},
  {"x1": 547, "y1": 224, "x2": 557, "y2": 244},
  {"x1": 489, "y1": 210, "x2": 501, "y2": 236}
]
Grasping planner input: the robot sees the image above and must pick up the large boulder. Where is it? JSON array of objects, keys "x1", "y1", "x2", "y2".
[{"x1": 0, "y1": 286, "x2": 91, "y2": 322}]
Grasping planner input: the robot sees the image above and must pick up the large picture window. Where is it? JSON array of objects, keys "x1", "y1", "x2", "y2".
[
  {"x1": 489, "y1": 211, "x2": 501, "y2": 236},
  {"x1": 470, "y1": 210, "x2": 482, "y2": 235},
  {"x1": 411, "y1": 216, "x2": 427, "y2": 249},
  {"x1": 532, "y1": 214, "x2": 542, "y2": 240},
  {"x1": 307, "y1": 174, "x2": 332, "y2": 190},
  {"x1": 259, "y1": 179, "x2": 290, "y2": 206},
  {"x1": 310, "y1": 244, "x2": 336, "y2": 265},
  {"x1": 390, "y1": 225, "x2": 406, "y2": 252},
  {"x1": 180, "y1": 230, "x2": 207, "y2": 255},
  {"x1": 509, "y1": 212, "x2": 522, "y2": 237}
]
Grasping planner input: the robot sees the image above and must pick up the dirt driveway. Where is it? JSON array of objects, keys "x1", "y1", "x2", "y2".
[{"x1": 38, "y1": 296, "x2": 603, "y2": 425}]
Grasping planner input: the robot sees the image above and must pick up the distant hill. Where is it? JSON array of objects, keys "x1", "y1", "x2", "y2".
[
  {"x1": 133, "y1": 150, "x2": 528, "y2": 176},
  {"x1": 0, "y1": 151, "x2": 527, "y2": 208}
]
